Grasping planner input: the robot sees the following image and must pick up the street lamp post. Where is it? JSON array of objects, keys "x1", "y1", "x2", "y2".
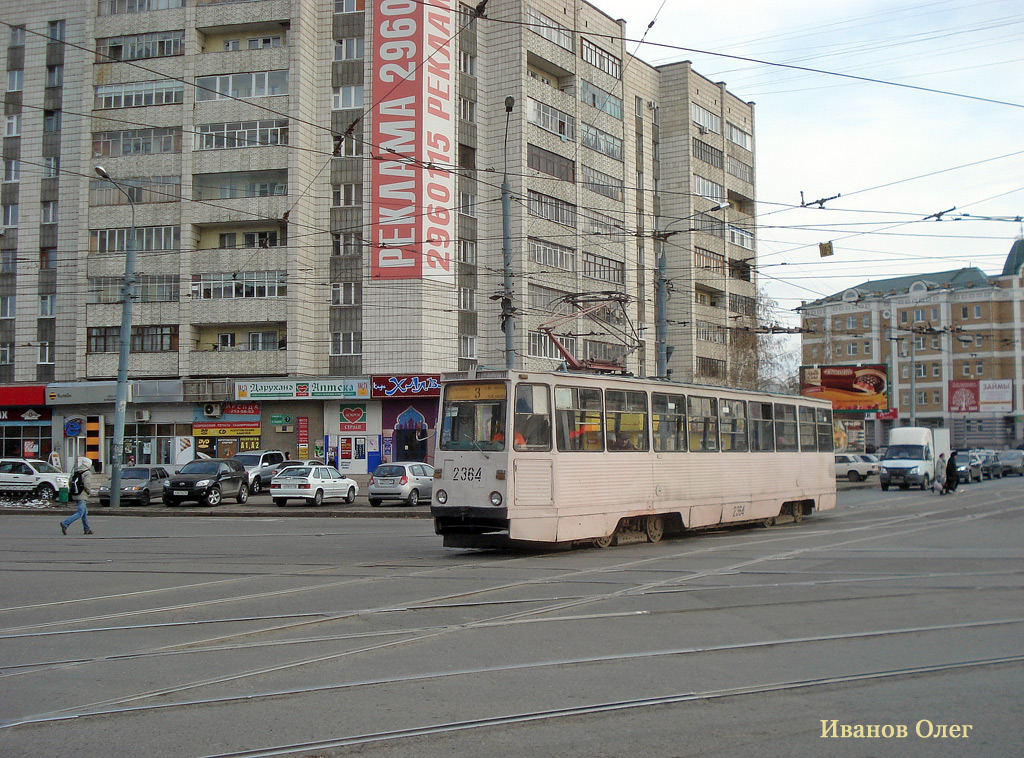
[{"x1": 95, "y1": 166, "x2": 136, "y2": 508}]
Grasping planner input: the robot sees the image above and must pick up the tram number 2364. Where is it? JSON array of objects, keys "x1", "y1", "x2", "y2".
[{"x1": 451, "y1": 467, "x2": 483, "y2": 482}]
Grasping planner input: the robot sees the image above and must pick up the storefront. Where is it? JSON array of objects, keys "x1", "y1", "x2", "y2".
[
  {"x1": 371, "y1": 374, "x2": 441, "y2": 466},
  {"x1": 0, "y1": 385, "x2": 52, "y2": 461}
]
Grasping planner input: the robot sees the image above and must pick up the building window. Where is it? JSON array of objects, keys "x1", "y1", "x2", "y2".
[
  {"x1": 2, "y1": 205, "x2": 18, "y2": 228},
  {"x1": 527, "y1": 191, "x2": 576, "y2": 227},
  {"x1": 43, "y1": 157, "x2": 59, "y2": 177},
  {"x1": 332, "y1": 232, "x2": 362, "y2": 257},
  {"x1": 99, "y1": 0, "x2": 184, "y2": 17},
  {"x1": 192, "y1": 272, "x2": 287, "y2": 299},
  {"x1": 95, "y1": 81, "x2": 185, "y2": 109},
  {"x1": 528, "y1": 98, "x2": 575, "y2": 139},
  {"x1": 527, "y1": 144, "x2": 575, "y2": 182},
  {"x1": 43, "y1": 111, "x2": 62, "y2": 133},
  {"x1": 581, "y1": 165, "x2": 624, "y2": 200},
  {"x1": 39, "y1": 294, "x2": 56, "y2": 316},
  {"x1": 48, "y1": 19, "x2": 66, "y2": 40},
  {"x1": 457, "y1": 239, "x2": 477, "y2": 265},
  {"x1": 1, "y1": 295, "x2": 15, "y2": 317},
  {"x1": 915, "y1": 363, "x2": 925, "y2": 378},
  {"x1": 3, "y1": 160, "x2": 19, "y2": 183},
  {"x1": 694, "y1": 247, "x2": 725, "y2": 274},
  {"x1": 6, "y1": 70, "x2": 23, "y2": 93},
  {"x1": 332, "y1": 85, "x2": 363, "y2": 110},
  {"x1": 976, "y1": 362, "x2": 984, "y2": 376},
  {"x1": 5, "y1": 115, "x2": 21, "y2": 137},
  {"x1": 38, "y1": 342, "x2": 55, "y2": 364},
  {"x1": 332, "y1": 183, "x2": 363, "y2": 207},
  {"x1": 97, "y1": 31, "x2": 185, "y2": 61},
  {"x1": 334, "y1": 0, "x2": 365, "y2": 11},
  {"x1": 90, "y1": 226, "x2": 180, "y2": 254},
  {"x1": 974, "y1": 305, "x2": 982, "y2": 318},
  {"x1": 580, "y1": 124, "x2": 623, "y2": 161},
  {"x1": 335, "y1": 37, "x2": 364, "y2": 60},
  {"x1": 196, "y1": 71, "x2": 288, "y2": 100},
  {"x1": 692, "y1": 103, "x2": 720, "y2": 134},
  {"x1": 331, "y1": 332, "x2": 361, "y2": 356},
  {"x1": 93, "y1": 127, "x2": 182, "y2": 157},
  {"x1": 580, "y1": 37, "x2": 621, "y2": 78},
  {"x1": 0, "y1": 343, "x2": 11, "y2": 365},
  {"x1": 525, "y1": 7, "x2": 573, "y2": 50},
  {"x1": 694, "y1": 175, "x2": 726, "y2": 203},
  {"x1": 693, "y1": 138, "x2": 723, "y2": 168},
  {"x1": 845, "y1": 316, "x2": 856, "y2": 330},
  {"x1": 459, "y1": 98, "x2": 476, "y2": 123},
  {"x1": 249, "y1": 332, "x2": 279, "y2": 351},
  {"x1": 9, "y1": 26, "x2": 25, "y2": 46},
  {"x1": 962, "y1": 364, "x2": 971, "y2": 377},
  {"x1": 459, "y1": 335, "x2": 477, "y2": 360},
  {"x1": 459, "y1": 52, "x2": 476, "y2": 76},
  {"x1": 727, "y1": 122, "x2": 751, "y2": 149},
  {"x1": 195, "y1": 120, "x2": 288, "y2": 150},
  {"x1": 863, "y1": 341, "x2": 871, "y2": 355},
  {"x1": 528, "y1": 331, "x2": 574, "y2": 360},
  {"x1": 580, "y1": 80, "x2": 623, "y2": 119},
  {"x1": 582, "y1": 251, "x2": 624, "y2": 284},
  {"x1": 217, "y1": 334, "x2": 236, "y2": 350},
  {"x1": 41, "y1": 201, "x2": 58, "y2": 224},
  {"x1": 40, "y1": 248, "x2": 57, "y2": 270},
  {"x1": 46, "y1": 65, "x2": 64, "y2": 88},
  {"x1": 727, "y1": 155, "x2": 753, "y2": 183},
  {"x1": 847, "y1": 343, "x2": 858, "y2": 356},
  {"x1": 458, "y1": 192, "x2": 477, "y2": 217},
  {"x1": 248, "y1": 36, "x2": 282, "y2": 49},
  {"x1": 331, "y1": 282, "x2": 360, "y2": 306}
]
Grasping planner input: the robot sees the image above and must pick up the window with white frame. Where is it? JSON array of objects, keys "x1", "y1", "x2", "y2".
[
  {"x1": 97, "y1": 31, "x2": 184, "y2": 61},
  {"x1": 46, "y1": 65, "x2": 63, "y2": 88},
  {"x1": 459, "y1": 98, "x2": 476, "y2": 122},
  {"x1": 528, "y1": 191, "x2": 575, "y2": 226},
  {"x1": 335, "y1": 37, "x2": 364, "y2": 60},
  {"x1": 525, "y1": 7, "x2": 573, "y2": 50},
  {"x1": 195, "y1": 71, "x2": 288, "y2": 100},
  {"x1": 962, "y1": 364, "x2": 971, "y2": 377},
  {"x1": 933, "y1": 390, "x2": 941, "y2": 404},
  {"x1": 917, "y1": 391, "x2": 928, "y2": 405},
  {"x1": 93, "y1": 127, "x2": 182, "y2": 157},
  {"x1": 332, "y1": 85, "x2": 363, "y2": 109},
  {"x1": 3, "y1": 160, "x2": 19, "y2": 183},
  {"x1": 334, "y1": 0, "x2": 363, "y2": 11},
  {"x1": 976, "y1": 362, "x2": 984, "y2": 376},
  {"x1": 580, "y1": 124, "x2": 623, "y2": 161},
  {"x1": 528, "y1": 98, "x2": 575, "y2": 139},
  {"x1": 249, "y1": 332, "x2": 279, "y2": 351},
  {"x1": 332, "y1": 232, "x2": 362, "y2": 256},
  {"x1": 48, "y1": 20, "x2": 65, "y2": 40},
  {"x1": 7, "y1": 70, "x2": 23, "y2": 92},
  {"x1": 459, "y1": 52, "x2": 476, "y2": 75},
  {"x1": 915, "y1": 364, "x2": 925, "y2": 378},
  {"x1": 694, "y1": 175, "x2": 725, "y2": 202},
  {"x1": 847, "y1": 343, "x2": 858, "y2": 356},
  {"x1": 528, "y1": 331, "x2": 575, "y2": 360},
  {"x1": 195, "y1": 120, "x2": 288, "y2": 150},
  {"x1": 9, "y1": 26, "x2": 25, "y2": 46},
  {"x1": 43, "y1": 157, "x2": 59, "y2": 177},
  {"x1": 974, "y1": 305, "x2": 982, "y2": 318},
  {"x1": 331, "y1": 331, "x2": 361, "y2": 356},
  {"x1": 41, "y1": 201, "x2": 58, "y2": 223},
  {"x1": 692, "y1": 103, "x2": 720, "y2": 133},
  {"x1": 248, "y1": 36, "x2": 282, "y2": 49},
  {"x1": 332, "y1": 183, "x2": 363, "y2": 207},
  {"x1": 582, "y1": 251, "x2": 624, "y2": 284},
  {"x1": 580, "y1": 38, "x2": 621, "y2": 78},
  {"x1": 2, "y1": 204, "x2": 18, "y2": 228},
  {"x1": 39, "y1": 294, "x2": 56, "y2": 316},
  {"x1": 90, "y1": 225, "x2": 180, "y2": 254},
  {"x1": 44, "y1": 110, "x2": 62, "y2": 132},
  {"x1": 95, "y1": 80, "x2": 184, "y2": 108},
  {"x1": 1, "y1": 295, "x2": 14, "y2": 318},
  {"x1": 727, "y1": 122, "x2": 751, "y2": 149},
  {"x1": 901, "y1": 365, "x2": 909, "y2": 379},
  {"x1": 457, "y1": 239, "x2": 477, "y2": 265},
  {"x1": 845, "y1": 315, "x2": 856, "y2": 329},
  {"x1": 580, "y1": 80, "x2": 623, "y2": 119},
  {"x1": 933, "y1": 363, "x2": 940, "y2": 377},
  {"x1": 5, "y1": 115, "x2": 21, "y2": 137},
  {"x1": 458, "y1": 288, "x2": 476, "y2": 312},
  {"x1": 864, "y1": 341, "x2": 871, "y2": 355},
  {"x1": 0, "y1": 343, "x2": 11, "y2": 365},
  {"x1": 458, "y1": 192, "x2": 477, "y2": 217},
  {"x1": 459, "y1": 335, "x2": 477, "y2": 360},
  {"x1": 38, "y1": 341, "x2": 54, "y2": 364},
  {"x1": 192, "y1": 272, "x2": 287, "y2": 299},
  {"x1": 331, "y1": 282, "x2": 360, "y2": 306}
]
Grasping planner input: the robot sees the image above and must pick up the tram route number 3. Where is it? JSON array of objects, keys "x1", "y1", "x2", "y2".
[{"x1": 451, "y1": 467, "x2": 483, "y2": 482}]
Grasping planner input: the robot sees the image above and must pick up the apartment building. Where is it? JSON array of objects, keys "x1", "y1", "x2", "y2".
[
  {"x1": 798, "y1": 239, "x2": 1024, "y2": 449},
  {"x1": 0, "y1": 0, "x2": 758, "y2": 471}
]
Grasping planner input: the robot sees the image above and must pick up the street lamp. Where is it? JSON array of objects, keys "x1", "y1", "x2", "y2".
[
  {"x1": 654, "y1": 201, "x2": 729, "y2": 379},
  {"x1": 94, "y1": 165, "x2": 136, "y2": 508}
]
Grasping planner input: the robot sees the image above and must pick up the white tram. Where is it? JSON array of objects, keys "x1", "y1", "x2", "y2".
[{"x1": 431, "y1": 370, "x2": 836, "y2": 549}]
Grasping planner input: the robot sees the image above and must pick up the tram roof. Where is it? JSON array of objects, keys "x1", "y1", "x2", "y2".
[{"x1": 440, "y1": 369, "x2": 828, "y2": 406}]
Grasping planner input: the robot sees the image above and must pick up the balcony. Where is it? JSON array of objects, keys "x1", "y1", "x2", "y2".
[{"x1": 189, "y1": 345, "x2": 287, "y2": 377}]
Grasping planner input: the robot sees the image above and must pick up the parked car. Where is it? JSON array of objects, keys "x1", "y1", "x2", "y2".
[
  {"x1": 368, "y1": 462, "x2": 434, "y2": 506},
  {"x1": 834, "y1": 454, "x2": 877, "y2": 482},
  {"x1": 268, "y1": 460, "x2": 307, "y2": 479},
  {"x1": 953, "y1": 453, "x2": 982, "y2": 484},
  {"x1": 997, "y1": 449, "x2": 1024, "y2": 476},
  {"x1": 98, "y1": 465, "x2": 170, "y2": 506},
  {"x1": 979, "y1": 452, "x2": 1004, "y2": 479},
  {"x1": 268, "y1": 464, "x2": 358, "y2": 506},
  {"x1": 0, "y1": 457, "x2": 69, "y2": 500},
  {"x1": 230, "y1": 450, "x2": 287, "y2": 494},
  {"x1": 163, "y1": 458, "x2": 249, "y2": 506},
  {"x1": 857, "y1": 454, "x2": 882, "y2": 474}
]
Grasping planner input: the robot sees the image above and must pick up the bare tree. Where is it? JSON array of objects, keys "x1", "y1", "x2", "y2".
[{"x1": 731, "y1": 288, "x2": 800, "y2": 393}]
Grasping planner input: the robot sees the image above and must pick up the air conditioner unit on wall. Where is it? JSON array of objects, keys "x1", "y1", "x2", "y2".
[
  {"x1": 203, "y1": 402, "x2": 223, "y2": 418},
  {"x1": 134, "y1": 409, "x2": 150, "y2": 422}
]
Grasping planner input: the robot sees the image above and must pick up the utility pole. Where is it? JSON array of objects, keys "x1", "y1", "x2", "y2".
[
  {"x1": 94, "y1": 166, "x2": 136, "y2": 508},
  {"x1": 501, "y1": 96, "x2": 515, "y2": 370}
]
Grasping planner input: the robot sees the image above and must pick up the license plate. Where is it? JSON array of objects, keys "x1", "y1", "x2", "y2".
[
  {"x1": 173, "y1": 490, "x2": 187, "y2": 496},
  {"x1": 380, "y1": 478, "x2": 394, "y2": 485}
]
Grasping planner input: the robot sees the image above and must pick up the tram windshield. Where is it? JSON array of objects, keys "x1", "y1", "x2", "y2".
[{"x1": 439, "y1": 382, "x2": 508, "y2": 451}]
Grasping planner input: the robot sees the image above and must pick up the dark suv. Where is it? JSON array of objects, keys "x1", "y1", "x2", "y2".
[{"x1": 163, "y1": 458, "x2": 249, "y2": 506}]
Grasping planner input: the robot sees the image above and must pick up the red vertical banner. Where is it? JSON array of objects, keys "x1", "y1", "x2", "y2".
[
  {"x1": 297, "y1": 417, "x2": 309, "y2": 445},
  {"x1": 370, "y1": 0, "x2": 455, "y2": 283}
]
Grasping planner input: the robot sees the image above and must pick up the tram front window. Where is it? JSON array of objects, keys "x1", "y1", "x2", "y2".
[{"x1": 440, "y1": 383, "x2": 508, "y2": 451}]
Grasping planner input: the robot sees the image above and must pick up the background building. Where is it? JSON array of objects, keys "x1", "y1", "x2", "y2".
[
  {"x1": 799, "y1": 239, "x2": 1024, "y2": 449},
  {"x1": 0, "y1": 0, "x2": 759, "y2": 468}
]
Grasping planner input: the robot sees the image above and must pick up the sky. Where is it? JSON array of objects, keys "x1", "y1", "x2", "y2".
[{"x1": 597, "y1": 0, "x2": 1024, "y2": 328}]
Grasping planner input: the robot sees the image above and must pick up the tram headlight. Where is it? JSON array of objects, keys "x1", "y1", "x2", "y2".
[
  {"x1": 489, "y1": 491, "x2": 503, "y2": 506},
  {"x1": 435, "y1": 489, "x2": 448, "y2": 505}
]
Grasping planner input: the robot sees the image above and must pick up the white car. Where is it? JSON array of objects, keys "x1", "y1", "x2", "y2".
[
  {"x1": 268, "y1": 464, "x2": 358, "y2": 507},
  {"x1": 0, "y1": 458, "x2": 70, "y2": 500},
  {"x1": 834, "y1": 454, "x2": 877, "y2": 482}
]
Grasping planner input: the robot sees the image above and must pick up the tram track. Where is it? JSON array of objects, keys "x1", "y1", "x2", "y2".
[{"x1": 3, "y1": 496, "x2": 1021, "y2": 732}]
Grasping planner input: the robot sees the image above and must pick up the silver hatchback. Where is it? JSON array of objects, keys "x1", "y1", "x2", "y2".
[{"x1": 368, "y1": 462, "x2": 433, "y2": 507}]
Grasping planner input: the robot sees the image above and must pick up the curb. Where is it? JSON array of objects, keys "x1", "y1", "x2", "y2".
[{"x1": 0, "y1": 499, "x2": 432, "y2": 520}]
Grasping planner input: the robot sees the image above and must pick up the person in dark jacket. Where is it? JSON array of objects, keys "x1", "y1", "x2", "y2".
[
  {"x1": 61, "y1": 457, "x2": 96, "y2": 535},
  {"x1": 942, "y1": 450, "x2": 959, "y2": 495}
]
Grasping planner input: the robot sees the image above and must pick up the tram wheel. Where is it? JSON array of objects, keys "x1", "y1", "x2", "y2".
[
  {"x1": 791, "y1": 503, "x2": 804, "y2": 523},
  {"x1": 645, "y1": 515, "x2": 664, "y2": 543},
  {"x1": 593, "y1": 533, "x2": 615, "y2": 549}
]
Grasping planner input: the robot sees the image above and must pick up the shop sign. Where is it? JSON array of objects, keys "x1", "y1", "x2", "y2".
[
  {"x1": 225, "y1": 402, "x2": 261, "y2": 416},
  {"x1": 235, "y1": 379, "x2": 369, "y2": 400},
  {"x1": 46, "y1": 381, "x2": 130, "y2": 405},
  {"x1": 193, "y1": 421, "x2": 262, "y2": 437},
  {"x1": 0, "y1": 407, "x2": 51, "y2": 422},
  {"x1": 339, "y1": 405, "x2": 367, "y2": 432},
  {"x1": 297, "y1": 417, "x2": 309, "y2": 445},
  {"x1": 270, "y1": 414, "x2": 292, "y2": 425},
  {"x1": 371, "y1": 374, "x2": 442, "y2": 398}
]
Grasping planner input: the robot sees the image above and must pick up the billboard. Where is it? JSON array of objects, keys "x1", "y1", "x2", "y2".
[
  {"x1": 370, "y1": 0, "x2": 456, "y2": 283},
  {"x1": 949, "y1": 379, "x2": 1013, "y2": 413},
  {"x1": 800, "y1": 364, "x2": 889, "y2": 412}
]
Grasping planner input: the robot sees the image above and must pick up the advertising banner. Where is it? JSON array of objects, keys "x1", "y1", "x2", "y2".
[
  {"x1": 370, "y1": 0, "x2": 456, "y2": 283},
  {"x1": 979, "y1": 379, "x2": 1013, "y2": 413},
  {"x1": 236, "y1": 379, "x2": 370, "y2": 400},
  {"x1": 371, "y1": 374, "x2": 441, "y2": 398},
  {"x1": 948, "y1": 380, "x2": 979, "y2": 413},
  {"x1": 800, "y1": 365, "x2": 889, "y2": 412}
]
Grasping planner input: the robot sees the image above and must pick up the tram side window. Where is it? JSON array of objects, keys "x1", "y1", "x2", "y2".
[
  {"x1": 605, "y1": 390, "x2": 649, "y2": 451},
  {"x1": 749, "y1": 402, "x2": 774, "y2": 451},
  {"x1": 554, "y1": 386, "x2": 603, "y2": 452},
  {"x1": 798, "y1": 406, "x2": 817, "y2": 451},
  {"x1": 513, "y1": 383, "x2": 552, "y2": 451},
  {"x1": 774, "y1": 403, "x2": 798, "y2": 451},
  {"x1": 816, "y1": 408, "x2": 834, "y2": 451},
  {"x1": 720, "y1": 399, "x2": 747, "y2": 452},
  {"x1": 687, "y1": 395, "x2": 718, "y2": 452},
  {"x1": 652, "y1": 393, "x2": 686, "y2": 452}
]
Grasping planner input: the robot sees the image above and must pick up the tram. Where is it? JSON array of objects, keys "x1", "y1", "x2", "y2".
[{"x1": 430, "y1": 369, "x2": 836, "y2": 549}]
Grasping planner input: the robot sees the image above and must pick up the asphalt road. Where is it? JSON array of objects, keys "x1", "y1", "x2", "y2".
[{"x1": 1, "y1": 478, "x2": 1022, "y2": 758}]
